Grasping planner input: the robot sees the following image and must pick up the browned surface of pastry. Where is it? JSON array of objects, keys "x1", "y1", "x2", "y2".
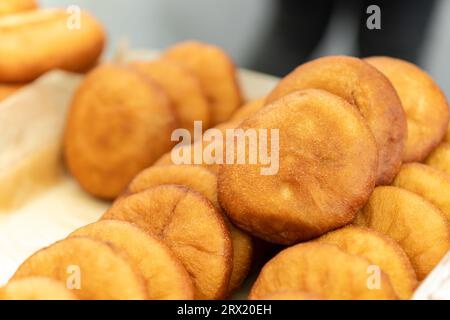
[
  {"x1": 366, "y1": 56, "x2": 449, "y2": 162},
  {"x1": 267, "y1": 56, "x2": 406, "y2": 185},
  {"x1": 219, "y1": 90, "x2": 378, "y2": 244},
  {"x1": 103, "y1": 185, "x2": 233, "y2": 300},
  {"x1": 249, "y1": 243, "x2": 398, "y2": 300},
  {"x1": 13, "y1": 237, "x2": 148, "y2": 300},
  {"x1": 165, "y1": 41, "x2": 242, "y2": 125},
  {"x1": 131, "y1": 58, "x2": 211, "y2": 133},
  {"x1": 0, "y1": 9, "x2": 105, "y2": 82},
  {"x1": 64, "y1": 64, "x2": 177, "y2": 199}
]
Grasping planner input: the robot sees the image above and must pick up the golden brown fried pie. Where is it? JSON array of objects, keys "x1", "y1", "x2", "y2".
[
  {"x1": 70, "y1": 220, "x2": 194, "y2": 300},
  {"x1": 165, "y1": 41, "x2": 242, "y2": 125},
  {"x1": 103, "y1": 185, "x2": 233, "y2": 300},
  {"x1": 249, "y1": 243, "x2": 398, "y2": 300},
  {"x1": 393, "y1": 163, "x2": 450, "y2": 222},
  {"x1": 131, "y1": 58, "x2": 211, "y2": 133},
  {"x1": 317, "y1": 226, "x2": 417, "y2": 299},
  {"x1": 267, "y1": 56, "x2": 406, "y2": 185},
  {"x1": 0, "y1": 9, "x2": 105, "y2": 82},
  {"x1": 126, "y1": 165, "x2": 253, "y2": 294},
  {"x1": 219, "y1": 89, "x2": 378, "y2": 244},
  {"x1": 0, "y1": 0, "x2": 37, "y2": 17},
  {"x1": 366, "y1": 56, "x2": 449, "y2": 162},
  {"x1": 64, "y1": 64, "x2": 177, "y2": 199},
  {"x1": 355, "y1": 186, "x2": 450, "y2": 280},
  {"x1": 13, "y1": 237, "x2": 148, "y2": 300}
]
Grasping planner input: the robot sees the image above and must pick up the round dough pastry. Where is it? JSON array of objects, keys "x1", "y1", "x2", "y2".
[
  {"x1": 12, "y1": 237, "x2": 148, "y2": 300},
  {"x1": 70, "y1": 220, "x2": 194, "y2": 300},
  {"x1": 131, "y1": 58, "x2": 211, "y2": 133},
  {"x1": 103, "y1": 185, "x2": 233, "y2": 300},
  {"x1": 0, "y1": 277, "x2": 77, "y2": 300},
  {"x1": 165, "y1": 41, "x2": 242, "y2": 125},
  {"x1": 355, "y1": 186, "x2": 450, "y2": 280},
  {"x1": 219, "y1": 89, "x2": 378, "y2": 244},
  {"x1": 126, "y1": 165, "x2": 253, "y2": 294},
  {"x1": 249, "y1": 243, "x2": 398, "y2": 300},
  {"x1": 0, "y1": 0, "x2": 37, "y2": 17},
  {"x1": 267, "y1": 56, "x2": 406, "y2": 185},
  {"x1": 317, "y1": 226, "x2": 417, "y2": 300},
  {"x1": 64, "y1": 64, "x2": 177, "y2": 199},
  {"x1": 0, "y1": 8, "x2": 105, "y2": 82},
  {"x1": 393, "y1": 163, "x2": 450, "y2": 222},
  {"x1": 366, "y1": 56, "x2": 449, "y2": 162}
]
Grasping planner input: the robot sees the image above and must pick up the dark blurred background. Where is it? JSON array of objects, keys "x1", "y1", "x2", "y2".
[{"x1": 43, "y1": 0, "x2": 450, "y2": 94}]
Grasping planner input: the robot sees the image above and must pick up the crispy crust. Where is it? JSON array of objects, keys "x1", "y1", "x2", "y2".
[
  {"x1": 131, "y1": 58, "x2": 211, "y2": 133},
  {"x1": 393, "y1": 163, "x2": 450, "y2": 222},
  {"x1": 366, "y1": 57, "x2": 449, "y2": 162},
  {"x1": 249, "y1": 243, "x2": 398, "y2": 300},
  {"x1": 267, "y1": 56, "x2": 407, "y2": 185},
  {"x1": 0, "y1": 9, "x2": 105, "y2": 82},
  {"x1": 219, "y1": 89, "x2": 378, "y2": 244},
  {"x1": 355, "y1": 186, "x2": 450, "y2": 280},
  {"x1": 126, "y1": 164, "x2": 254, "y2": 294},
  {"x1": 64, "y1": 64, "x2": 177, "y2": 199},
  {"x1": 165, "y1": 41, "x2": 243, "y2": 125},
  {"x1": 317, "y1": 226, "x2": 418, "y2": 299},
  {"x1": 103, "y1": 185, "x2": 233, "y2": 300},
  {"x1": 70, "y1": 220, "x2": 194, "y2": 300},
  {"x1": 12, "y1": 237, "x2": 148, "y2": 300}
]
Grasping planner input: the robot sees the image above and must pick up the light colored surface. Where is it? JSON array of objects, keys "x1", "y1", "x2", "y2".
[
  {"x1": 0, "y1": 71, "x2": 80, "y2": 172},
  {"x1": 0, "y1": 178, "x2": 108, "y2": 285},
  {"x1": 0, "y1": 70, "x2": 108, "y2": 285},
  {"x1": 0, "y1": 71, "x2": 81, "y2": 210}
]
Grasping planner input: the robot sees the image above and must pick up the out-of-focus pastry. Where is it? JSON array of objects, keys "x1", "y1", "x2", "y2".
[
  {"x1": 131, "y1": 58, "x2": 211, "y2": 134},
  {"x1": 267, "y1": 56, "x2": 407, "y2": 185},
  {"x1": 0, "y1": 0, "x2": 37, "y2": 17},
  {"x1": 165, "y1": 41, "x2": 242, "y2": 125},
  {"x1": 0, "y1": 8, "x2": 105, "y2": 82},
  {"x1": 64, "y1": 64, "x2": 177, "y2": 199}
]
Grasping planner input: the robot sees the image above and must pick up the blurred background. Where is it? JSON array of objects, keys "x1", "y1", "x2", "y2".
[{"x1": 42, "y1": 0, "x2": 450, "y2": 94}]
